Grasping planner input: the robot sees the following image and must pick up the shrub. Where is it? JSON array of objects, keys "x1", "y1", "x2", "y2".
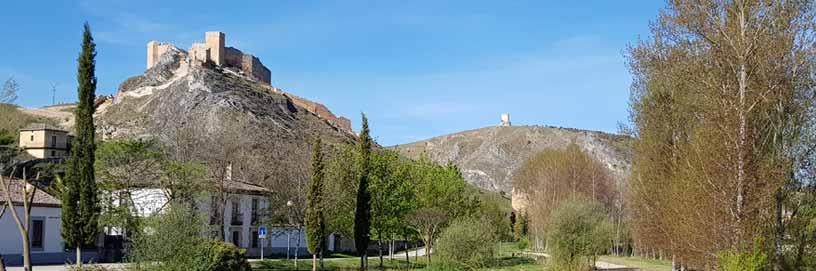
[
  {"x1": 434, "y1": 217, "x2": 499, "y2": 270},
  {"x1": 196, "y1": 240, "x2": 251, "y2": 271},
  {"x1": 717, "y1": 243, "x2": 767, "y2": 271},
  {"x1": 516, "y1": 236, "x2": 530, "y2": 251},
  {"x1": 127, "y1": 204, "x2": 249, "y2": 271},
  {"x1": 546, "y1": 197, "x2": 614, "y2": 271}
]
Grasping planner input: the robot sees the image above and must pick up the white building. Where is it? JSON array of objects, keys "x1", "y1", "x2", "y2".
[
  {"x1": 0, "y1": 179, "x2": 66, "y2": 265},
  {"x1": 114, "y1": 179, "x2": 334, "y2": 257}
]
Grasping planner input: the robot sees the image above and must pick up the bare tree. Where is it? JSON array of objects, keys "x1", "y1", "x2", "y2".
[
  {"x1": 0, "y1": 168, "x2": 39, "y2": 271},
  {"x1": 1, "y1": 77, "x2": 18, "y2": 105}
]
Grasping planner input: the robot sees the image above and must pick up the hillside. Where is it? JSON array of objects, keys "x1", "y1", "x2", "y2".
[
  {"x1": 87, "y1": 44, "x2": 356, "y2": 185},
  {"x1": 0, "y1": 104, "x2": 62, "y2": 141},
  {"x1": 392, "y1": 125, "x2": 633, "y2": 195}
]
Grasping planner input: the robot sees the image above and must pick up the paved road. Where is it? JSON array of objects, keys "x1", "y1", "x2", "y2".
[{"x1": 524, "y1": 252, "x2": 629, "y2": 270}]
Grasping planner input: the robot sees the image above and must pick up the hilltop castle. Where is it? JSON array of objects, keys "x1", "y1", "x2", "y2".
[{"x1": 147, "y1": 31, "x2": 271, "y2": 85}]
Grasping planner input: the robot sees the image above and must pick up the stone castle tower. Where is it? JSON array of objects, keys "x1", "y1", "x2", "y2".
[{"x1": 146, "y1": 31, "x2": 271, "y2": 85}]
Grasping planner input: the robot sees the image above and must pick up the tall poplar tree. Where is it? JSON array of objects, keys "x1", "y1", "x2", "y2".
[
  {"x1": 62, "y1": 22, "x2": 99, "y2": 267},
  {"x1": 354, "y1": 113, "x2": 372, "y2": 270},
  {"x1": 306, "y1": 136, "x2": 326, "y2": 271},
  {"x1": 627, "y1": 1, "x2": 816, "y2": 268}
]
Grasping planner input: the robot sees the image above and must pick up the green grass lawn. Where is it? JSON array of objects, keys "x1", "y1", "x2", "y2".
[
  {"x1": 253, "y1": 243, "x2": 548, "y2": 271},
  {"x1": 598, "y1": 255, "x2": 673, "y2": 271},
  {"x1": 253, "y1": 257, "x2": 427, "y2": 270}
]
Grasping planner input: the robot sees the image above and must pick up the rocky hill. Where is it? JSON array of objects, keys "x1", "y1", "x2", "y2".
[
  {"x1": 88, "y1": 44, "x2": 356, "y2": 185},
  {"x1": 392, "y1": 125, "x2": 633, "y2": 195}
]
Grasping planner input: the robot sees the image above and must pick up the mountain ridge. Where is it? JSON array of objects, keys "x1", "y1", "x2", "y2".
[{"x1": 392, "y1": 125, "x2": 633, "y2": 195}]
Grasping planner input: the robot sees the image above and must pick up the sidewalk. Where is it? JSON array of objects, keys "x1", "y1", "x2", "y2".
[{"x1": 524, "y1": 252, "x2": 631, "y2": 270}]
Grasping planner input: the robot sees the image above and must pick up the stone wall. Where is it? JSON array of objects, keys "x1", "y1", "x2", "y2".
[{"x1": 224, "y1": 47, "x2": 271, "y2": 84}]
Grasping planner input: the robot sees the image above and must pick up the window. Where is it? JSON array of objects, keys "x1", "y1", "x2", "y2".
[
  {"x1": 232, "y1": 231, "x2": 241, "y2": 247},
  {"x1": 31, "y1": 219, "x2": 44, "y2": 250},
  {"x1": 251, "y1": 230, "x2": 259, "y2": 248},
  {"x1": 51, "y1": 135, "x2": 57, "y2": 147},
  {"x1": 30, "y1": 135, "x2": 34, "y2": 141},
  {"x1": 51, "y1": 151, "x2": 55, "y2": 157},
  {"x1": 231, "y1": 199, "x2": 243, "y2": 225},
  {"x1": 251, "y1": 198, "x2": 259, "y2": 225}
]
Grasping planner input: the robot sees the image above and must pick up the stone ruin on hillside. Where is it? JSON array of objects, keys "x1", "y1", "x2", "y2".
[{"x1": 147, "y1": 31, "x2": 272, "y2": 85}]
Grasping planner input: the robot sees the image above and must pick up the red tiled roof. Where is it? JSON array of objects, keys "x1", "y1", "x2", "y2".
[{"x1": 0, "y1": 178, "x2": 60, "y2": 207}]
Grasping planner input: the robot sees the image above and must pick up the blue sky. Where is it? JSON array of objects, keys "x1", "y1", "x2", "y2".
[{"x1": 0, "y1": 1, "x2": 663, "y2": 146}]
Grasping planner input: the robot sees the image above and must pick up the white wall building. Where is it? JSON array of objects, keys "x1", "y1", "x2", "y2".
[
  {"x1": 0, "y1": 179, "x2": 68, "y2": 265},
  {"x1": 113, "y1": 180, "x2": 334, "y2": 257}
]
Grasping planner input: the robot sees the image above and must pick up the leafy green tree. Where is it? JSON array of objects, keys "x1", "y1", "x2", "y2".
[
  {"x1": 354, "y1": 113, "x2": 373, "y2": 269},
  {"x1": 323, "y1": 143, "x2": 358, "y2": 238},
  {"x1": 306, "y1": 136, "x2": 327, "y2": 271},
  {"x1": 369, "y1": 149, "x2": 416, "y2": 268},
  {"x1": 626, "y1": 1, "x2": 816, "y2": 268},
  {"x1": 434, "y1": 217, "x2": 500, "y2": 270},
  {"x1": 408, "y1": 158, "x2": 478, "y2": 264},
  {"x1": 62, "y1": 22, "x2": 99, "y2": 266},
  {"x1": 546, "y1": 197, "x2": 613, "y2": 271}
]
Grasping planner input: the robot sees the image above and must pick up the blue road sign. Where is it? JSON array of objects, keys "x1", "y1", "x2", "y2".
[{"x1": 259, "y1": 226, "x2": 267, "y2": 239}]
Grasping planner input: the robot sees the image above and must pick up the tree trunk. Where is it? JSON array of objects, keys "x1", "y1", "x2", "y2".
[
  {"x1": 378, "y1": 239, "x2": 384, "y2": 269},
  {"x1": 287, "y1": 229, "x2": 291, "y2": 260},
  {"x1": 0, "y1": 254, "x2": 5, "y2": 271},
  {"x1": 296, "y1": 227, "x2": 301, "y2": 270},
  {"x1": 76, "y1": 246, "x2": 82, "y2": 267},
  {"x1": 404, "y1": 237, "x2": 410, "y2": 267},
  {"x1": 319, "y1": 249, "x2": 324, "y2": 271},
  {"x1": 312, "y1": 254, "x2": 317, "y2": 271}
]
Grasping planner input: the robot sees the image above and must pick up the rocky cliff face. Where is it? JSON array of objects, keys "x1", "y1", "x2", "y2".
[
  {"x1": 95, "y1": 46, "x2": 356, "y2": 182},
  {"x1": 392, "y1": 126, "x2": 633, "y2": 195}
]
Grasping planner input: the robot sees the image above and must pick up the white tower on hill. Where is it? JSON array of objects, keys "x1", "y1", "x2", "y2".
[{"x1": 500, "y1": 113, "x2": 511, "y2": 127}]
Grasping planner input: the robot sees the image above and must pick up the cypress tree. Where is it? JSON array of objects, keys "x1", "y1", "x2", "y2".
[
  {"x1": 62, "y1": 22, "x2": 99, "y2": 266},
  {"x1": 354, "y1": 113, "x2": 372, "y2": 270},
  {"x1": 306, "y1": 136, "x2": 326, "y2": 271}
]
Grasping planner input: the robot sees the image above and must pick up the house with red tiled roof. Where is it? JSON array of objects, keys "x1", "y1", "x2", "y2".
[{"x1": 0, "y1": 179, "x2": 65, "y2": 265}]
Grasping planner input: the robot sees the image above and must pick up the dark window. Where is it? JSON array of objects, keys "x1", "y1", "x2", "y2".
[
  {"x1": 232, "y1": 231, "x2": 241, "y2": 247},
  {"x1": 31, "y1": 219, "x2": 44, "y2": 249},
  {"x1": 30, "y1": 135, "x2": 34, "y2": 141},
  {"x1": 51, "y1": 151, "x2": 55, "y2": 157},
  {"x1": 251, "y1": 198, "x2": 259, "y2": 225},
  {"x1": 251, "y1": 231, "x2": 259, "y2": 248},
  {"x1": 51, "y1": 135, "x2": 56, "y2": 147},
  {"x1": 231, "y1": 199, "x2": 243, "y2": 225}
]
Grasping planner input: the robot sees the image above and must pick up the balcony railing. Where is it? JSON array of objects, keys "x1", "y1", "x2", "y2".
[{"x1": 231, "y1": 213, "x2": 244, "y2": 226}]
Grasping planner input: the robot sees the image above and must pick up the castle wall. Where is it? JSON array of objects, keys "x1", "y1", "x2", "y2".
[
  {"x1": 225, "y1": 47, "x2": 271, "y2": 85},
  {"x1": 242, "y1": 54, "x2": 271, "y2": 85}
]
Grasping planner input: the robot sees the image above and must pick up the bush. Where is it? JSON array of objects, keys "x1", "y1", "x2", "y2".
[
  {"x1": 717, "y1": 243, "x2": 767, "y2": 271},
  {"x1": 196, "y1": 240, "x2": 251, "y2": 271},
  {"x1": 546, "y1": 197, "x2": 614, "y2": 271},
  {"x1": 516, "y1": 236, "x2": 530, "y2": 251},
  {"x1": 127, "y1": 204, "x2": 249, "y2": 271},
  {"x1": 434, "y1": 217, "x2": 499, "y2": 270}
]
